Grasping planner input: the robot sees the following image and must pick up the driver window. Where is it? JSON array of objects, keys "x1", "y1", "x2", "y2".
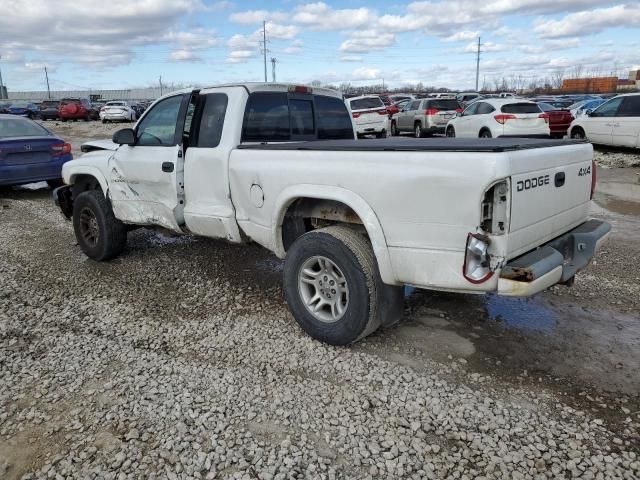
[
  {"x1": 463, "y1": 103, "x2": 479, "y2": 116},
  {"x1": 136, "y1": 95, "x2": 183, "y2": 146},
  {"x1": 590, "y1": 98, "x2": 622, "y2": 117}
]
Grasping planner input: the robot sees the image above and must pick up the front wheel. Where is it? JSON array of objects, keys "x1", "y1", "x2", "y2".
[
  {"x1": 283, "y1": 226, "x2": 401, "y2": 345},
  {"x1": 390, "y1": 121, "x2": 399, "y2": 136},
  {"x1": 73, "y1": 190, "x2": 127, "y2": 261},
  {"x1": 479, "y1": 129, "x2": 492, "y2": 138}
]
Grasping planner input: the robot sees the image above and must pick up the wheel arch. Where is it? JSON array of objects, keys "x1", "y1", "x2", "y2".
[
  {"x1": 272, "y1": 185, "x2": 398, "y2": 285},
  {"x1": 65, "y1": 165, "x2": 109, "y2": 197}
]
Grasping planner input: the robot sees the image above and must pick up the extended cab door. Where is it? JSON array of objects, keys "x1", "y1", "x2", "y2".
[
  {"x1": 584, "y1": 97, "x2": 623, "y2": 145},
  {"x1": 108, "y1": 93, "x2": 190, "y2": 231},
  {"x1": 612, "y1": 95, "x2": 640, "y2": 148}
]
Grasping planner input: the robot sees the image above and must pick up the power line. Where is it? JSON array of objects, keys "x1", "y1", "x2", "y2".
[
  {"x1": 261, "y1": 20, "x2": 268, "y2": 82},
  {"x1": 44, "y1": 66, "x2": 51, "y2": 99},
  {"x1": 475, "y1": 36, "x2": 482, "y2": 91}
]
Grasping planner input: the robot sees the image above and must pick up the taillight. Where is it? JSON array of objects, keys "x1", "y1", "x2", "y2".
[
  {"x1": 352, "y1": 112, "x2": 361, "y2": 119},
  {"x1": 494, "y1": 114, "x2": 516, "y2": 124},
  {"x1": 424, "y1": 108, "x2": 439, "y2": 115},
  {"x1": 591, "y1": 159, "x2": 597, "y2": 200},
  {"x1": 455, "y1": 108, "x2": 463, "y2": 113},
  {"x1": 538, "y1": 113, "x2": 550, "y2": 123},
  {"x1": 377, "y1": 109, "x2": 388, "y2": 116},
  {"x1": 463, "y1": 233, "x2": 494, "y2": 284},
  {"x1": 288, "y1": 85, "x2": 312, "y2": 94},
  {"x1": 51, "y1": 143, "x2": 72, "y2": 156}
]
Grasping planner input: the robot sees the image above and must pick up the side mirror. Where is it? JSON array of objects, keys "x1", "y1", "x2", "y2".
[{"x1": 113, "y1": 128, "x2": 135, "y2": 146}]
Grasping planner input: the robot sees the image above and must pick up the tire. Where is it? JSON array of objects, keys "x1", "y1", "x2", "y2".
[
  {"x1": 390, "y1": 121, "x2": 399, "y2": 136},
  {"x1": 570, "y1": 127, "x2": 586, "y2": 140},
  {"x1": 61, "y1": 118, "x2": 67, "y2": 122},
  {"x1": 414, "y1": 123, "x2": 425, "y2": 138},
  {"x1": 376, "y1": 129, "x2": 387, "y2": 138},
  {"x1": 479, "y1": 129, "x2": 492, "y2": 138},
  {"x1": 283, "y1": 225, "x2": 399, "y2": 345},
  {"x1": 446, "y1": 126, "x2": 456, "y2": 138},
  {"x1": 72, "y1": 190, "x2": 127, "y2": 261},
  {"x1": 102, "y1": 119, "x2": 107, "y2": 124}
]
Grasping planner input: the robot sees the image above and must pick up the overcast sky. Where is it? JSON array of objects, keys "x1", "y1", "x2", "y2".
[{"x1": 1, "y1": 0, "x2": 638, "y2": 92}]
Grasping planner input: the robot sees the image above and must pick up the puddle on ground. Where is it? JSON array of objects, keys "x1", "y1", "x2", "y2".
[
  {"x1": 595, "y1": 193, "x2": 640, "y2": 216},
  {"x1": 255, "y1": 258, "x2": 284, "y2": 272},
  {"x1": 482, "y1": 295, "x2": 557, "y2": 332}
]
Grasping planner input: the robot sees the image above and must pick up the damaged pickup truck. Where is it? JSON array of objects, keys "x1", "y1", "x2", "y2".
[{"x1": 54, "y1": 83, "x2": 610, "y2": 345}]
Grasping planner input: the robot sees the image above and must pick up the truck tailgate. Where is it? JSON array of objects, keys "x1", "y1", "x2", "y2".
[{"x1": 507, "y1": 143, "x2": 593, "y2": 259}]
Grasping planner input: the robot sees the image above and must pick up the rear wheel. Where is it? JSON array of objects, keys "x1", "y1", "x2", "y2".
[
  {"x1": 47, "y1": 179, "x2": 64, "y2": 189},
  {"x1": 390, "y1": 121, "x2": 399, "y2": 136},
  {"x1": 446, "y1": 126, "x2": 456, "y2": 137},
  {"x1": 479, "y1": 129, "x2": 492, "y2": 138},
  {"x1": 376, "y1": 129, "x2": 387, "y2": 138},
  {"x1": 414, "y1": 123, "x2": 424, "y2": 138},
  {"x1": 570, "y1": 127, "x2": 586, "y2": 140},
  {"x1": 72, "y1": 190, "x2": 127, "y2": 261},
  {"x1": 283, "y1": 225, "x2": 401, "y2": 345}
]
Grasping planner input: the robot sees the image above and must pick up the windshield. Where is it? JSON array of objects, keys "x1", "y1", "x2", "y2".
[
  {"x1": 0, "y1": 116, "x2": 51, "y2": 138},
  {"x1": 428, "y1": 99, "x2": 460, "y2": 110},
  {"x1": 107, "y1": 102, "x2": 126, "y2": 106},
  {"x1": 501, "y1": 103, "x2": 541, "y2": 114},
  {"x1": 60, "y1": 99, "x2": 80, "y2": 105},
  {"x1": 10, "y1": 102, "x2": 30, "y2": 108},
  {"x1": 349, "y1": 97, "x2": 384, "y2": 110}
]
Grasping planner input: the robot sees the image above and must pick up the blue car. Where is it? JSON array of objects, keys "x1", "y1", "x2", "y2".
[
  {"x1": 0, "y1": 114, "x2": 73, "y2": 187},
  {"x1": 8, "y1": 102, "x2": 40, "y2": 119}
]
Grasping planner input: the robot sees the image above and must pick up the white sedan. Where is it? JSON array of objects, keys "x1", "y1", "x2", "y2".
[
  {"x1": 445, "y1": 99, "x2": 550, "y2": 139},
  {"x1": 568, "y1": 93, "x2": 640, "y2": 148},
  {"x1": 99, "y1": 101, "x2": 137, "y2": 123}
]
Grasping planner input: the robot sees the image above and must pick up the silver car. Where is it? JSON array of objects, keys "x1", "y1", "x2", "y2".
[{"x1": 391, "y1": 98, "x2": 462, "y2": 137}]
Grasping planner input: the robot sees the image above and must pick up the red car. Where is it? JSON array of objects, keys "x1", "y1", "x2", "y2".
[
  {"x1": 538, "y1": 102, "x2": 574, "y2": 139},
  {"x1": 58, "y1": 98, "x2": 98, "y2": 121}
]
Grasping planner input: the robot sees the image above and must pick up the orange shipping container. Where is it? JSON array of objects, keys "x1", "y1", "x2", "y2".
[{"x1": 562, "y1": 77, "x2": 618, "y2": 93}]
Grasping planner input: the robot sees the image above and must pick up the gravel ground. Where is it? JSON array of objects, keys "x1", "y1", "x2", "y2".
[{"x1": 0, "y1": 125, "x2": 639, "y2": 479}]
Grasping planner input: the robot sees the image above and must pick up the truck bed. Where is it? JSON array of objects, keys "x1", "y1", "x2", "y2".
[{"x1": 237, "y1": 137, "x2": 584, "y2": 153}]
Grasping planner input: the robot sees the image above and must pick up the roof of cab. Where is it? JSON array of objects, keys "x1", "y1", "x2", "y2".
[{"x1": 198, "y1": 82, "x2": 343, "y2": 98}]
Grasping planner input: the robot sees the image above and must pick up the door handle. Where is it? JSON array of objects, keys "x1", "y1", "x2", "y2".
[{"x1": 162, "y1": 162, "x2": 174, "y2": 173}]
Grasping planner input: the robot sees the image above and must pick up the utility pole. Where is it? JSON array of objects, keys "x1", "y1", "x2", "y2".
[
  {"x1": 382, "y1": 78, "x2": 385, "y2": 91},
  {"x1": 262, "y1": 20, "x2": 268, "y2": 82},
  {"x1": 0, "y1": 55, "x2": 5, "y2": 100},
  {"x1": 159, "y1": 75, "x2": 163, "y2": 96},
  {"x1": 44, "y1": 66, "x2": 51, "y2": 99},
  {"x1": 475, "y1": 36, "x2": 481, "y2": 92},
  {"x1": 271, "y1": 57, "x2": 277, "y2": 82}
]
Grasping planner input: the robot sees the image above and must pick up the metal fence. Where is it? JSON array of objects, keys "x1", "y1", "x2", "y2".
[{"x1": 5, "y1": 87, "x2": 180, "y2": 102}]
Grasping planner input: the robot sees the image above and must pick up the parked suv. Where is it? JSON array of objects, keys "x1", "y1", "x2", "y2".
[
  {"x1": 39, "y1": 100, "x2": 61, "y2": 120},
  {"x1": 569, "y1": 93, "x2": 640, "y2": 148},
  {"x1": 391, "y1": 98, "x2": 462, "y2": 137},
  {"x1": 58, "y1": 98, "x2": 97, "y2": 121},
  {"x1": 346, "y1": 95, "x2": 389, "y2": 138}
]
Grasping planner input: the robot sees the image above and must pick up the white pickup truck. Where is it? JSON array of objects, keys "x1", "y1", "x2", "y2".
[{"x1": 54, "y1": 83, "x2": 610, "y2": 345}]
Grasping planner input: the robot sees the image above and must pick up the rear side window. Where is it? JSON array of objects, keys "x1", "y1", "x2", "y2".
[
  {"x1": 429, "y1": 99, "x2": 460, "y2": 110},
  {"x1": 197, "y1": 93, "x2": 228, "y2": 147},
  {"x1": 476, "y1": 102, "x2": 495, "y2": 114},
  {"x1": 315, "y1": 96, "x2": 353, "y2": 140},
  {"x1": 501, "y1": 103, "x2": 541, "y2": 114},
  {"x1": 243, "y1": 92, "x2": 290, "y2": 142},
  {"x1": 349, "y1": 97, "x2": 384, "y2": 110},
  {"x1": 407, "y1": 100, "x2": 421, "y2": 111},
  {"x1": 617, "y1": 96, "x2": 640, "y2": 117},
  {"x1": 242, "y1": 92, "x2": 353, "y2": 142}
]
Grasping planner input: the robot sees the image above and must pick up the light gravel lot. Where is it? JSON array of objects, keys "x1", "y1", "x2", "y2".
[{"x1": 0, "y1": 122, "x2": 639, "y2": 479}]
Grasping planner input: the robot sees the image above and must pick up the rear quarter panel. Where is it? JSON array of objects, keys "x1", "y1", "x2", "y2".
[{"x1": 229, "y1": 148, "x2": 507, "y2": 289}]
